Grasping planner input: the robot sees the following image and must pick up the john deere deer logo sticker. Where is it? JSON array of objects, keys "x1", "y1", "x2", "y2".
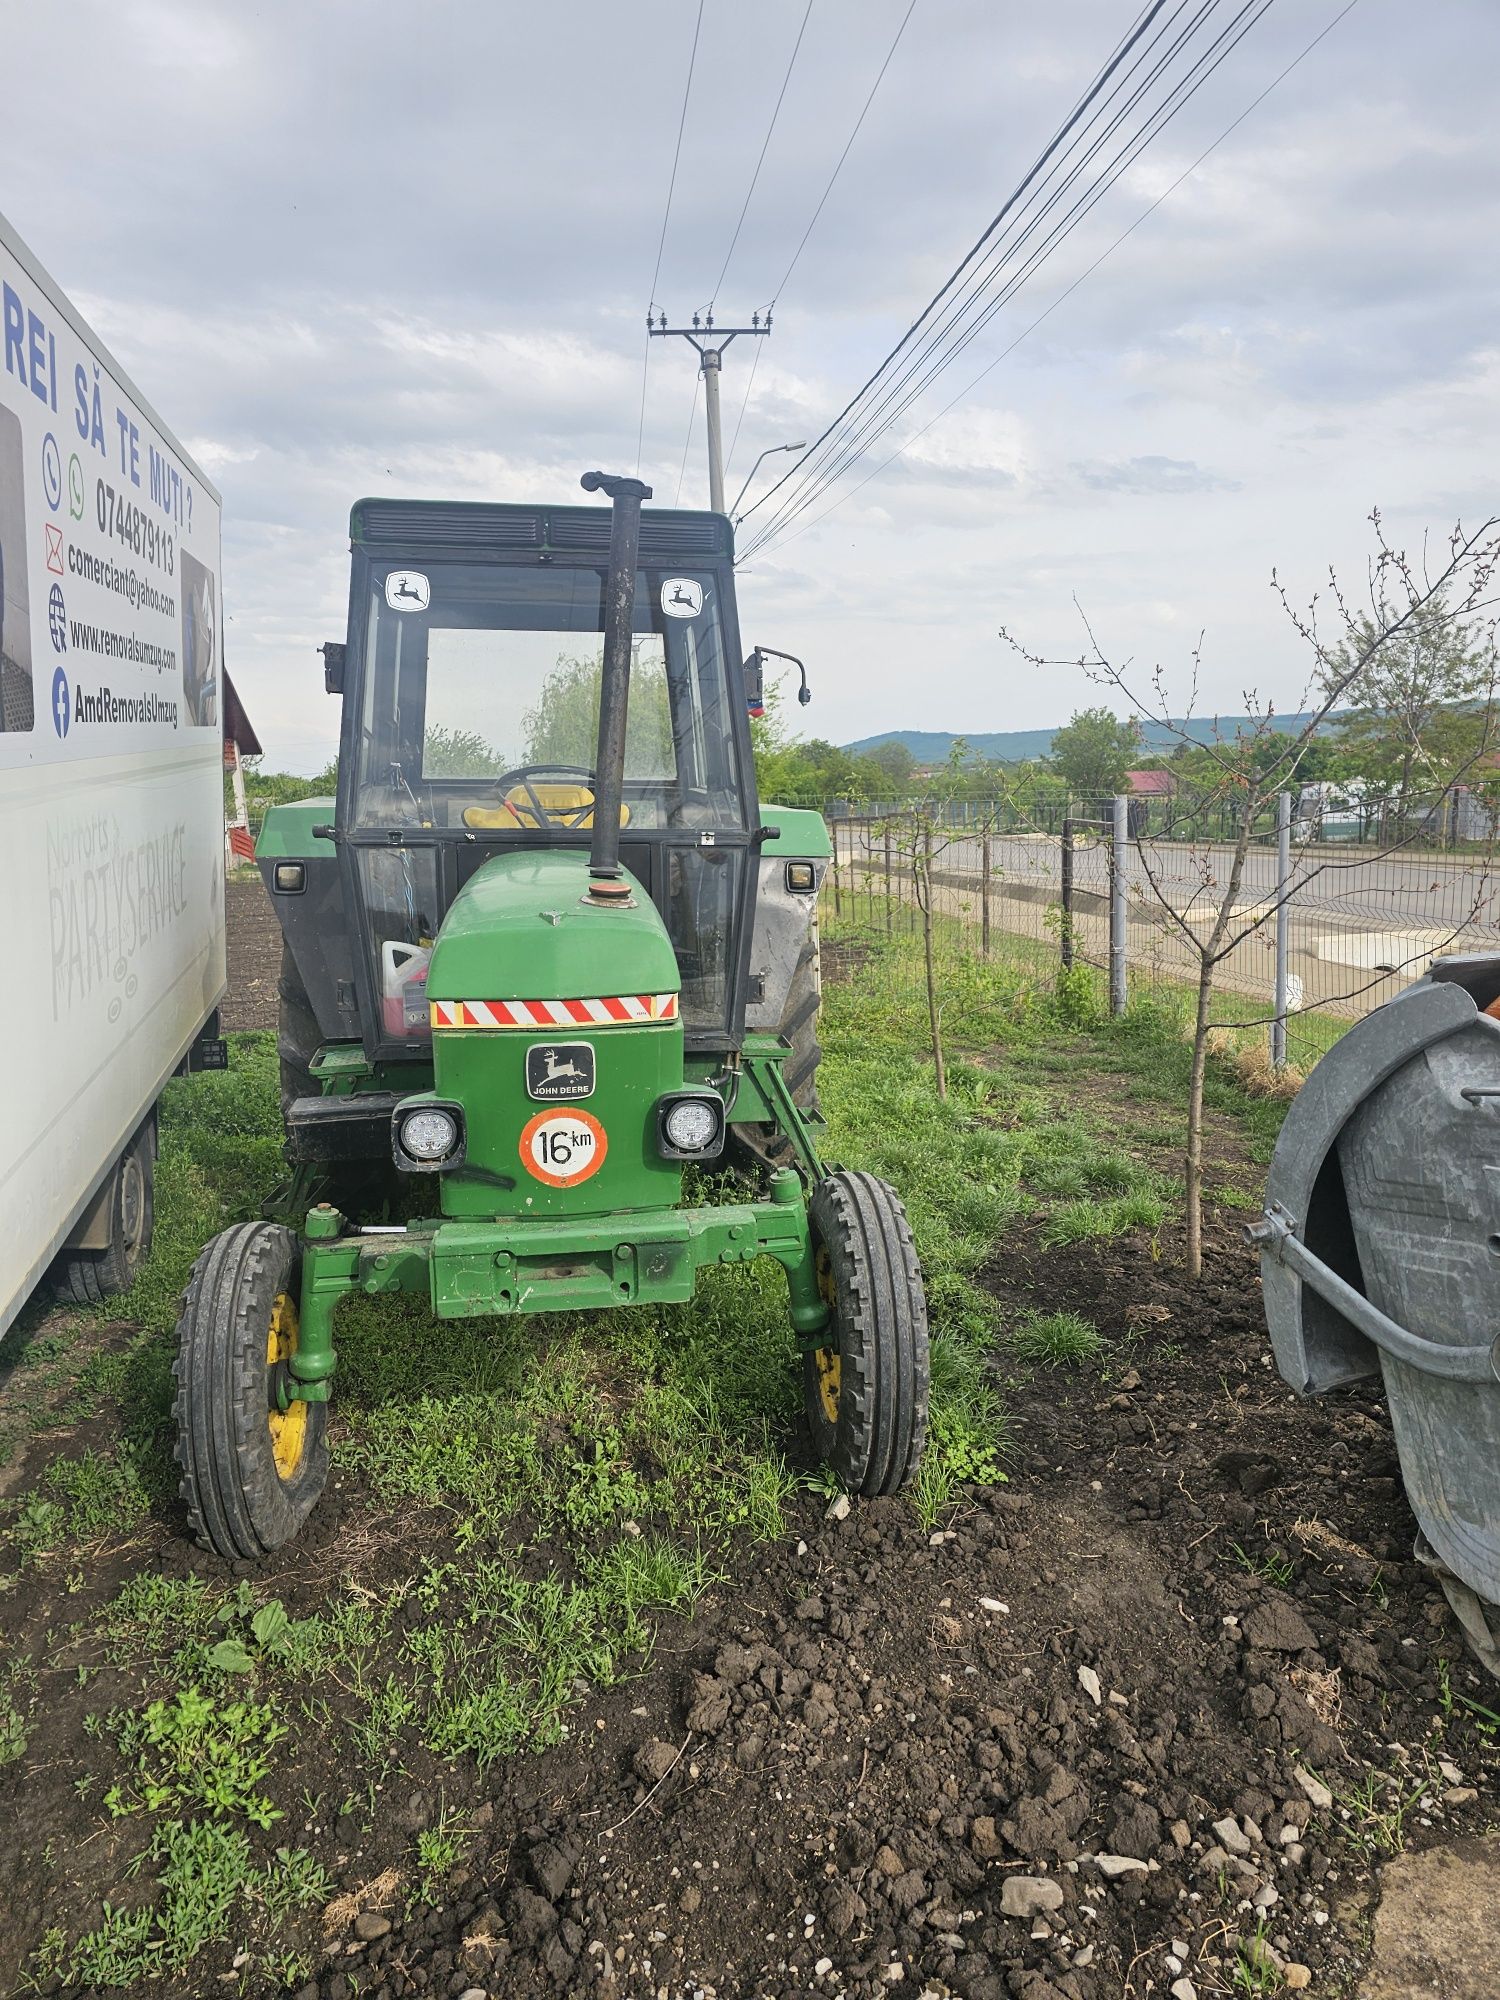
[{"x1": 525, "y1": 1042, "x2": 596, "y2": 1101}]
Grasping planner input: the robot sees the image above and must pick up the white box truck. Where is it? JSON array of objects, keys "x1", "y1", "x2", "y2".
[{"x1": 0, "y1": 209, "x2": 227, "y2": 1334}]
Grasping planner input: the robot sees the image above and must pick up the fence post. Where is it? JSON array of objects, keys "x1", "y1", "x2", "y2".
[
  {"x1": 1109, "y1": 794, "x2": 1128, "y2": 1016},
  {"x1": 981, "y1": 826, "x2": 992, "y2": 958},
  {"x1": 1271, "y1": 788, "x2": 1292, "y2": 1069},
  {"x1": 832, "y1": 816, "x2": 843, "y2": 919},
  {"x1": 1060, "y1": 817, "x2": 1075, "y2": 970},
  {"x1": 883, "y1": 821, "x2": 893, "y2": 933}
]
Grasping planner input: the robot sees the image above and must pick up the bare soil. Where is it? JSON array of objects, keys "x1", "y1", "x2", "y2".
[
  {"x1": 4, "y1": 895, "x2": 1495, "y2": 1997},
  {"x1": 5, "y1": 1199, "x2": 1496, "y2": 1999},
  {"x1": 224, "y1": 873, "x2": 280, "y2": 1033}
]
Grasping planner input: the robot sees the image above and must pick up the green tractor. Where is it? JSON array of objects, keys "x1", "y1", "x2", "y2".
[{"x1": 175, "y1": 472, "x2": 929, "y2": 1559}]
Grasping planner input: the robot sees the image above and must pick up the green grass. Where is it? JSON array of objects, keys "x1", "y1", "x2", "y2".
[
  {"x1": 3, "y1": 912, "x2": 1286, "y2": 1989},
  {"x1": 1230, "y1": 1924, "x2": 1288, "y2": 1994},
  {"x1": 1040, "y1": 1189, "x2": 1167, "y2": 1247},
  {"x1": 39, "y1": 1819, "x2": 329, "y2": 1989},
  {"x1": 1010, "y1": 1309, "x2": 1104, "y2": 1367},
  {"x1": 413, "y1": 1805, "x2": 470, "y2": 1903},
  {"x1": 1229, "y1": 1540, "x2": 1296, "y2": 1589}
]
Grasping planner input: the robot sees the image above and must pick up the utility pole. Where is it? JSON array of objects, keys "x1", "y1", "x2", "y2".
[{"x1": 648, "y1": 310, "x2": 771, "y2": 515}]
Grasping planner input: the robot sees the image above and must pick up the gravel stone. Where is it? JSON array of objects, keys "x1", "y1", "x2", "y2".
[
  {"x1": 1293, "y1": 1767, "x2": 1334, "y2": 1811},
  {"x1": 999, "y1": 1875, "x2": 1065, "y2": 1920}
]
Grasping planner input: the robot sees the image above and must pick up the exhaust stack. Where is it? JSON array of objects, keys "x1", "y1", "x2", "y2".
[{"x1": 579, "y1": 470, "x2": 652, "y2": 905}]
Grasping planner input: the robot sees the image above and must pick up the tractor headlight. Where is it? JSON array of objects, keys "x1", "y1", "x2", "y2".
[
  {"x1": 392, "y1": 1101, "x2": 466, "y2": 1171},
  {"x1": 657, "y1": 1091, "x2": 725, "y2": 1161}
]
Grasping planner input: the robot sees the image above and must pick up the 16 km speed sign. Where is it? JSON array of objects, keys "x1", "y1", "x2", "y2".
[{"x1": 518, "y1": 1107, "x2": 609, "y2": 1188}]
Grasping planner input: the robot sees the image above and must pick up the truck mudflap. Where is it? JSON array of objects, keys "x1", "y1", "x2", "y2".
[{"x1": 1252, "y1": 960, "x2": 1500, "y2": 1607}]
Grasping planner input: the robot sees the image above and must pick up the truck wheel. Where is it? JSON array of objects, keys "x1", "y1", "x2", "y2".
[
  {"x1": 53, "y1": 1120, "x2": 156, "y2": 1305},
  {"x1": 173, "y1": 1222, "x2": 328, "y2": 1560},
  {"x1": 804, "y1": 1171, "x2": 929, "y2": 1495},
  {"x1": 732, "y1": 933, "x2": 823, "y2": 1172}
]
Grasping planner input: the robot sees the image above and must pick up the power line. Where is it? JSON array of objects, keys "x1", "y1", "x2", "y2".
[
  {"x1": 723, "y1": 335, "x2": 765, "y2": 479},
  {"x1": 637, "y1": 0, "x2": 707, "y2": 474},
  {"x1": 741, "y1": 0, "x2": 1361, "y2": 565},
  {"x1": 739, "y1": 0, "x2": 1218, "y2": 546},
  {"x1": 769, "y1": 0, "x2": 919, "y2": 308},
  {"x1": 708, "y1": 0, "x2": 815, "y2": 313},
  {"x1": 739, "y1": 0, "x2": 1282, "y2": 556},
  {"x1": 674, "y1": 373, "x2": 702, "y2": 505},
  {"x1": 738, "y1": 0, "x2": 1175, "y2": 531},
  {"x1": 761, "y1": 1, "x2": 1230, "y2": 506},
  {"x1": 726, "y1": 0, "x2": 919, "y2": 481},
  {"x1": 743, "y1": 0, "x2": 1267, "y2": 550}
]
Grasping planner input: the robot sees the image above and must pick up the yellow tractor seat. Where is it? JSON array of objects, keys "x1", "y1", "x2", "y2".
[{"x1": 462, "y1": 783, "x2": 631, "y2": 832}]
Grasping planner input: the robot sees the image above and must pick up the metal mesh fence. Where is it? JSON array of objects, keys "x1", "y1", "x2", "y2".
[{"x1": 826, "y1": 795, "x2": 1500, "y2": 1075}]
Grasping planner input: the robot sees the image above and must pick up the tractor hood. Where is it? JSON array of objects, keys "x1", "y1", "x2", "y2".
[{"x1": 426, "y1": 850, "x2": 680, "y2": 1005}]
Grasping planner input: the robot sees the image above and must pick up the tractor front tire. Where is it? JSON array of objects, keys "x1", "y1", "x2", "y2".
[
  {"x1": 804, "y1": 1171, "x2": 929, "y2": 1495},
  {"x1": 173, "y1": 1221, "x2": 328, "y2": 1560}
]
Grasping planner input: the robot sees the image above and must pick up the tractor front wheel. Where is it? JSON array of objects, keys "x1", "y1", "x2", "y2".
[
  {"x1": 804, "y1": 1171, "x2": 929, "y2": 1495},
  {"x1": 173, "y1": 1222, "x2": 328, "y2": 1560}
]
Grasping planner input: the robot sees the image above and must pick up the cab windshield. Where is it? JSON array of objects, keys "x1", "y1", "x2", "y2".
[{"x1": 351, "y1": 561, "x2": 747, "y2": 832}]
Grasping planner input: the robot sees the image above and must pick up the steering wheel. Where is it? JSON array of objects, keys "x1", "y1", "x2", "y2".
[{"x1": 494, "y1": 764, "x2": 598, "y2": 829}]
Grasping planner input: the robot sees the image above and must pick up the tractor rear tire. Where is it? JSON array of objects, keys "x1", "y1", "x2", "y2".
[
  {"x1": 52, "y1": 1119, "x2": 156, "y2": 1305},
  {"x1": 277, "y1": 939, "x2": 322, "y2": 1119},
  {"x1": 278, "y1": 940, "x2": 397, "y2": 1219},
  {"x1": 804, "y1": 1171, "x2": 929, "y2": 1495},
  {"x1": 731, "y1": 931, "x2": 823, "y2": 1173},
  {"x1": 173, "y1": 1221, "x2": 329, "y2": 1560}
]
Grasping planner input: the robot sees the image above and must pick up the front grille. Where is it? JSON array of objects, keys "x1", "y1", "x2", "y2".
[
  {"x1": 546, "y1": 510, "x2": 731, "y2": 561},
  {"x1": 352, "y1": 502, "x2": 542, "y2": 550}
]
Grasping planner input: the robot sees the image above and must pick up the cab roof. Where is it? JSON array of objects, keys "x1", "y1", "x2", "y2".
[{"x1": 349, "y1": 497, "x2": 734, "y2": 566}]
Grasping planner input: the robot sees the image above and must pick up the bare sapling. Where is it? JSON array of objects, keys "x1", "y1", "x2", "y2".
[
  {"x1": 1002, "y1": 513, "x2": 1500, "y2": 1279},
  {"x1": 885, "y1": 745, "x2": 1003, "y2": 1101}
]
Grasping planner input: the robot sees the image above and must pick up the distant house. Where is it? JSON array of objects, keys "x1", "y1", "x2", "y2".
[{"x1": 1125, "y1": 768, "x2": 1177, "y2": 835}]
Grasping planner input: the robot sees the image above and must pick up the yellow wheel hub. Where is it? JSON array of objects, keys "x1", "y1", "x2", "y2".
[
  {"x1": 814, "y1": 1347, "x2": 842, "y2": 1425},
  {"x1": 813, "y1": 1243, "x2": 840, "y2": 1424},
  {"x1": 266, "y1": 1291, "x2": 308, "y2": 1482}
]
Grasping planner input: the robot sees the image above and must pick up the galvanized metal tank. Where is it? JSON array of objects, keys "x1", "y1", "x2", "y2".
[{"x1": 1253, "y1": 954, "x2": 1500, "y2": 1672}]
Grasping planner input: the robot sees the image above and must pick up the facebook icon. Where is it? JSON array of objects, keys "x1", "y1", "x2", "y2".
[{"x1": 51, "y1": 665, "x2": 70, "y2": 739}]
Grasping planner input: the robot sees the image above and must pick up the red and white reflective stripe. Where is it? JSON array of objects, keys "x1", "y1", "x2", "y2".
[{"x1": 430, "y1": 993, "x2": 679, "y2": 1030}]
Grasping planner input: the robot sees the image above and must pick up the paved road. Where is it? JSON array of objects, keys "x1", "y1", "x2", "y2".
[{"x1": 906, "y1": 833, "x2": 1500, "y2": 936}]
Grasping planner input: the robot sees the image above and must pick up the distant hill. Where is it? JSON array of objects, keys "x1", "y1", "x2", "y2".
[{"x1": 843, "y1": 716, "x2": 1333, "y2": 763}]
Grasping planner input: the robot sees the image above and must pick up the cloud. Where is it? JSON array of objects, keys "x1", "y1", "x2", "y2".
[
  {"x1": 1071, "y1": 454, "x2": 1237, "y2": 496},
  {"x1": 1, "y1": 0, "x2": 1494, "y2": 763}
]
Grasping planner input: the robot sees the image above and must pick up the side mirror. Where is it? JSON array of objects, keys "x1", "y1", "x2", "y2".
[
  {"x1": 743, "y1": 648, "x2": 765, "y2": 720},
  {"x1": 751, "y1": 644, "x2": 812, "y2": 709},
  {"x1": 320, "y1": 641, "x2": 346, "y2": 695}
]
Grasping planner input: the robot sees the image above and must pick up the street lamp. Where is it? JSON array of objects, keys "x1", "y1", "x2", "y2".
[{"x1": 730, "y1": 441, "x2": 806, "y2": 523}]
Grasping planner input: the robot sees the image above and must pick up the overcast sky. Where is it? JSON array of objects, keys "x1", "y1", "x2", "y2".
[{"x1": 4, "y1": 0, "x2": 1495, "y2": 770}]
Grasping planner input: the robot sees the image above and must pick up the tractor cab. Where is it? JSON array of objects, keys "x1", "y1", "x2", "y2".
[{"x1": 333, "y1": 497, "x2": 758, "y2": 1058}]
